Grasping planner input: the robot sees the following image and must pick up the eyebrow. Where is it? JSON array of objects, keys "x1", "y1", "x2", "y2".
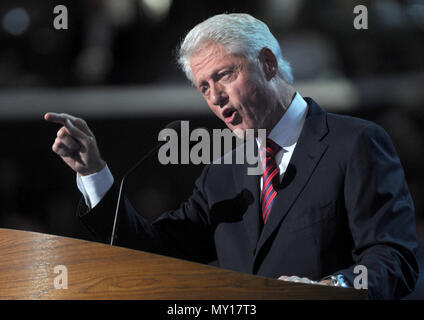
[{"x1": 196, "y1": 65, "x2": 234, "y2": 88}]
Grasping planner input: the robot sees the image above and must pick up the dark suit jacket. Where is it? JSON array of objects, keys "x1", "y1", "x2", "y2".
[{"x1": 78, "y1": 98, "x2": 419, "y2": 299}]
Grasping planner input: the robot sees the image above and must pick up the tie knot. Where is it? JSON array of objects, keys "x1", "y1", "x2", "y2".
[{"x1": 260, "y1": 138, "x2": 281, "y2": 158}]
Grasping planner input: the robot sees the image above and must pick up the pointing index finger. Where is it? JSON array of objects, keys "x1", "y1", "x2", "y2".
[{"x1": 44, "y1": 112, "x2": 77, "y2": 125}]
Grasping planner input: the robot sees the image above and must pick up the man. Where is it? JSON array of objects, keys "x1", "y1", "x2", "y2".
[{"x1": 45, "y1": 13, "x2": 418, "y2": 299}]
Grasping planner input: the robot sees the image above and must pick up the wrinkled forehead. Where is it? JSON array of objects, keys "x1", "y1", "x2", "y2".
[
  {"x1": 190, "y1": 42, "x2": 250, "y2": 79},
  {"x1": 191, "y1": 42, "x2": 228, "y2": 62},
  {"x1": 190, "y1": 43, "x2": 229, "y2": 81}
]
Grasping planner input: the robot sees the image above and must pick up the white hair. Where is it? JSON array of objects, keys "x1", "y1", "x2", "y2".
[{"x1": 177, "y1": 13, "x2": 293, "y2": 85}]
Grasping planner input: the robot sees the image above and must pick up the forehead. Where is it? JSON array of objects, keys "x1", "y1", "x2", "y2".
[{"x1": 190, "y1": 42, "x2": 244, "y2": 84}]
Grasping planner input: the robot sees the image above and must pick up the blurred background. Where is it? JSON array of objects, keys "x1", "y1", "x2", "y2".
[{"x1": 0, "y1": 0, "x2": 423, "y2": 298}]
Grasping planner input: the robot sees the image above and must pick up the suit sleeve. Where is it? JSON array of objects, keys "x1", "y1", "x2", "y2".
[
  {"x1": 336, "y1": 124, "x2": 419, "y2": 299},
  {"x1": 77, "y1": 164, "x2": 217, "y2": 264}
]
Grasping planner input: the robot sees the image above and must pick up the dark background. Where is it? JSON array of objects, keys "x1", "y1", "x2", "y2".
[{"x1": 0, "y1": 0, "x2": 423, "y2": 298}]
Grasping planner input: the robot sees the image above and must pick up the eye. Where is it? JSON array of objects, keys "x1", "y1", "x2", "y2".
[
  {"x1": 219, "y1": 70, "x2": 232, "y2": 79},
  {"x1": 200, "y1": 84, "x2": 209, "y2": 95}
]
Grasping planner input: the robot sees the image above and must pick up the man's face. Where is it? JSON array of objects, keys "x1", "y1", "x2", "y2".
[{"x1": 190, "y1": 42, "x2": 278, "y2": 137}]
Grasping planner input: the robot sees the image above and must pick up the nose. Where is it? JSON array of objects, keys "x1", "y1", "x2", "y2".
[{"x1": 210, "y1": 83, "x2": 228, "y2": 107}]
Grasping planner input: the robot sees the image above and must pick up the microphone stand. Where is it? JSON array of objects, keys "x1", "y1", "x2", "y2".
[{"x1": 109, "y1": 143, "x2": 164, "y2": 246}]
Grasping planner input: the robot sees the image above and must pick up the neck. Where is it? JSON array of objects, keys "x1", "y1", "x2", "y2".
[
  {"x1": 280, "y1": 83, "x2": 296, "y2": 110},
  {"x1": 263, "y1": 83, "x2": 296, "y2": 136}
]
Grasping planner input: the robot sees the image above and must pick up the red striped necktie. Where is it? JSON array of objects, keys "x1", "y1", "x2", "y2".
[{"x1": 260, "y1": 138, "x2": 281, "y2": 224}]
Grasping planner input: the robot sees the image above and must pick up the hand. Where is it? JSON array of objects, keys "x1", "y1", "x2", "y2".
[
  {"x1": 278, "y1": 275, "x2": 317, "y2": 285},
  {"x1": 44, "y1": 112, "x2": 106, "y2": 176},
  {"x1": 278, "y1": 275, "x2": 336, "y2": 286}
]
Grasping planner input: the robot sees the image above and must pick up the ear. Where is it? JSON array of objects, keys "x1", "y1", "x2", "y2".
[{"x1": 259, "y1": 47, "x2": 278, "y2": 81}]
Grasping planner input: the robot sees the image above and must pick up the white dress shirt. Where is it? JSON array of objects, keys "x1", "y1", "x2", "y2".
[
  {"x1": 77, "y1": 163, "x2": 114, "y2": 209},
  {"x1": 77, "y1": 92, "x2": 308, "y2": 208},
  {"x1": 257, "y1": 92, "x2": 308, "y2": 191}
]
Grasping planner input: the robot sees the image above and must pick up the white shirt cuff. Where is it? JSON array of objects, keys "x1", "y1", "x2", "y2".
[{"x1": 76, "y1": 164, "x2": 114, "y2": 209}]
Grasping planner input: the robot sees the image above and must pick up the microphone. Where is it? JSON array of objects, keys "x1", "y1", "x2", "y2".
[{"x1": 109, "y1": 120, "x2": 182, "y2": 246}]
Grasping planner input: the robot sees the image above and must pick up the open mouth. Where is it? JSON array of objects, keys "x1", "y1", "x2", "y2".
[{"x1": 223, "y1": 107, "x2": 237, "y2": 124}]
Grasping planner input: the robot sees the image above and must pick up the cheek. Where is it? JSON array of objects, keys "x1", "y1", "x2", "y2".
[
  {"x1": 229, "y1": 80, "x2": 257, "y2": 106},
  {"x1": 208, "y1": 104, "x2": 221, "y2": 117},
  {"x1": 236, "y1": 81, "x2": 263, "y2": 116}
]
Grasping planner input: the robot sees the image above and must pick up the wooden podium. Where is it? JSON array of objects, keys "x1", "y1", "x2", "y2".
[{"x1": 0, "y1": 228, "x2": 366, "y2": 300}]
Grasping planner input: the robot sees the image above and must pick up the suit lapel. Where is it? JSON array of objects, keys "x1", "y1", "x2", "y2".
[
  {"x1": 255, "y1": 98, "x2": 329, "y2": 254},
  {"x1": 232, "y1": 142, "x2": 262, "y2": 254}
]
